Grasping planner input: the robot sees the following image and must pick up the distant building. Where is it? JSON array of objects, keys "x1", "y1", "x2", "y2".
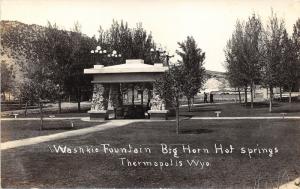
[{"x1": 203, "y1": 70, "x2": 300, "y2": 101}]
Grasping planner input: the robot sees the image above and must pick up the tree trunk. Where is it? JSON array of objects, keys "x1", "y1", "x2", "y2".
[
  {"x1": 58, "y1": 97, "x2": 62, "y2": 114},
  {"x1": 289, "y1": 88, "x2": 292, "y2": 103},
  {"x1": 19, "y1": 99, "x2": 22, "y2": 109},
  {"x1": 250, "y1": 81, "x2": 254, "y2": 109},
  {"x1": 269, "y1": 87, "x2": 273, "y2": 113},
  {"x1": 24, "y1": 102, "x2": 28, "y2": 117},
  {"x1": 187, "y1": 98, "x2": 191, "y2": 112},
  {"x1": 244, "y1": 87, "x2": 248, "y2": 105},
  {"x1": 176, "y1": 106, "x2": 180, "y2": 135},
  {"x1": 77, "y1": 88, "x2": 81, "y2": 112},
  {"x1": 238, "y1": 88, "x2": 241, "y2": 104},
  {"x1": 279, "y1": 86, "x2": 282, "y2": 102},
  {"x1": 39, "y1": 100, "x2": 44, "y2": 130},
  {"x1": 192, "y1": 97, "x2": 194, "y2": 107}
]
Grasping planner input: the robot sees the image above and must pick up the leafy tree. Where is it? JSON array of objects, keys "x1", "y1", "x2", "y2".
[
  {"x1": 261, "y1": 11, "x2": 286, "y2": 112},
  {"x1": 176, "y1": 36, "x2": 206, "y2": 111},
  {"x1": 226, "y1": 14, "x2": 270, "y2": 109},
  {"x1": 293, "y1": 18, "x2": 300, "y2": 87},
  {"x1": 21, "y1": 44, "x2": 57, "y2": 129},
  {"x1": 3, "y1": 21, "x2": 58, "y2": 127},
  {"x1": 243, "y1": 14, "x2": 264, "y2": 108},
  {"x1": 287, "y1": 19, "x2": 300, "y2": 102},
  {"x1": 64, "y1": 23, "x2": 96, "y2": 112},
  {"x1": 0, "y1": 60, "x2": 15, "y2": 100},
  {"x1": 42, "y1": 22, "x2": 72, "y2": 113},
  {"x1": 225, "y1": 38, "x2": 244, "y2": 103},
  {"x1": 281, "y1": 29, "x2": 299, "y2": 102},
  {"x1": 225, "y1": 20, "x2": 251, "y2": 104},
  {"x1": 98, "y1": 20, "x2": 156, "y2": 66},
  {"x1": 1, "y1": 21, "x2": 57, "y2": 126},
  {"x1": 33, "y1": 22, "x2": 96, "y2": 113},
  {"x1": 293, "y1": 18, "x2": 300, "y2": 52},
  {"x1": 18, "y1": 79, "x2": 37, "y2": 116},
  {"x1": 154, "y1": 65, "x2": 185, "y2": 134}
]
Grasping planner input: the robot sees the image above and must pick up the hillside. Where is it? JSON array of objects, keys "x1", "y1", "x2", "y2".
[
  {"x1": 0, "y1": 20, "x2": 45, "y2": 84},
  {"x1": 204, "y1": 70, "x2": 230, "y2": 92},
  {"x1": 206, "y1": 70, "x2": 225, "y2": 77}
]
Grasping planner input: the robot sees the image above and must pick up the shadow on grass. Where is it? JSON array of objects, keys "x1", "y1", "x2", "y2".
[
  {"x1": 242, "y1": 102, "x2": 280, "y2": 108},
  {"x1": 271, "y1": 109, "x2": 300, "y2": 113},
  {"x1": 182, "y1": 107, "x2": 222, "y2": 113},
  {"x1": 195, "y1": 108, "x2": 222, "y2": 112},
  {"x1": 180, "y1": 128, "x2": 214, "y2": 134},
  {"x1": 41, "y1": 126, "x2": 75, "y2": 130}
]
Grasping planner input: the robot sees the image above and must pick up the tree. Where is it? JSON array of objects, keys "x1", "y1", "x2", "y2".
[
  {"x1": 243, "y1": 14, "x2": 264, "y2": 108},
  {"x1": 42, "y1": 22, "x2": 72, "y2": 113},
  {"x1": 1, "y1": 21, "x2": 58, "y2": 125},
  {"x1": 225, "y1": 20, "x2": 251, "y2": 104},
  {"x1": 293, "y1": 18, "x2": 300, "y2": 52},
  {"x1": 261, "y1": 11, "x2": 286, "y2": 112},
  {"x1": 18, "y1": 79, "x2": 37, "y2": 116},
  {"x1": 286, "y1": 18, "x2": 300, "y2": 102},
  {"x1": 0, "y1": 60, "x2": 15, "y2": 100},
  {"x1": 40, "y1": 22, "x2": 95, "y2": 113},
  {"x1": 98, "y1": 20, "x2": 155, "y2": 66},
  {"x1": 154, "y1": 65, "x2": 185, "y2": 134},
  {"x1": 176, "y1": 36, "x2": 206, "y2": 111},
  {"x1": 21, "y1": 53, "x2": 57, "y2": 129},
  {"x1": 227, "y1": 14, "x2": 263, "y2": 108},
  {"x1": 280, "y1": 29, "x2": 298, "y2": 103},
  {"x1": 292, "y1": 18, "x2": 300, "y2": 91},
  {"x1": 13, "y1": 22, "x2": 58, "y2": 129},
  {"x1": 64, "y1": 23, "x2": 96, "y2": 112},
  {"x1": 225, "y1": 39, "x2": 244, "y2": 103}
]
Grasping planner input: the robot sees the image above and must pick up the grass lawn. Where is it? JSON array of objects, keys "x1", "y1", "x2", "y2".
[
  {"x1": 180, "y1": 102, "x2": 300, "y2": 117},
  {"x1": 1, "y1": 120, "x2": 102, "y2": 142},
  {"x1": 1, "y1": 110, "x2": 90, "y2": 118},
  {"x1": 2, "y1": 118, "x2": 300, "y2": 188}
]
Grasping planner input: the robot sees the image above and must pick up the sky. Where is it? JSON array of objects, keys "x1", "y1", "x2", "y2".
[{"x1": 1, "y1": 0, "x2": 300, "y2": 72}]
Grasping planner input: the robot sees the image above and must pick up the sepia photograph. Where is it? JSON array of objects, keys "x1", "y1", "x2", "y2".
[{"x1": 1, "y1": 0, "x2": 300, "y2": 188}]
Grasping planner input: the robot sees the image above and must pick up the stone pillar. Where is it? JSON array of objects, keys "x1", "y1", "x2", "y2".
[
  {"x1": 148, "y1": 85, "x2": 168, "y2": 120},
  {"x1": 88, "y1": 83, "x2": 108, "y2": 120}
]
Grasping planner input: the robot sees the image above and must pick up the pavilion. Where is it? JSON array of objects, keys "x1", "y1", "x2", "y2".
[{"x1": 84, "y1": 59, "x2": 169, "y2": 120}]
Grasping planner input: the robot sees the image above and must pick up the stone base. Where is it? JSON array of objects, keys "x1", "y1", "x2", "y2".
[
  {"x1": 88, "y1": 110, "x2": 108, "y2": 120},
  {"x1": 148, "y1": 110, "x2": 169, "y2": 120}
]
